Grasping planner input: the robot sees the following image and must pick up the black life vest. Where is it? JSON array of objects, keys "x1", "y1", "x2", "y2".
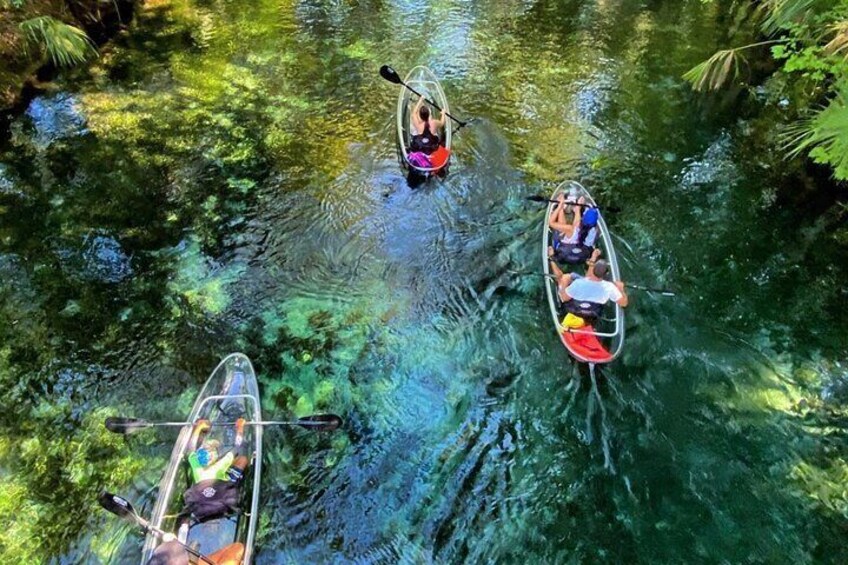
[
  {"x1": 411, "y1": 123, "x2": 440, "y2": 154},
  {"x1": 563, "y1": 298, "x2": 605, "y2": 320},
  {"x1": 183, "y1": 479, "x2": 240, "y2": 521},
  {"x1": 554, "y1": 243, "x2": 593, "y2": 264}
]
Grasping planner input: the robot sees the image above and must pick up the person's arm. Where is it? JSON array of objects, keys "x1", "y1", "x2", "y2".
[
  {"x1": 412, "y1": 97, "x2": 424, "y2": 131},
  {"x1": 613, "y1": 281, "x2": 628, "y2": 307},
  {"x1": 436, "y1": 111, "x2": 447, "y2": 130}
]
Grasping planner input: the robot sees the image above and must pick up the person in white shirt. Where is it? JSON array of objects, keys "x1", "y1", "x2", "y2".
[{"x1": 549, "y1": 258, "x2": 628, "y2": 319}]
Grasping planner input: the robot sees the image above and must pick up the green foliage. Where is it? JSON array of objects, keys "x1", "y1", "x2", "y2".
[
  {"x1": 684, "y1": 47, "x2": 749, "y2": 91},
  {"x1": 685, "y1": 0, "x2": 848, "y2": 179},
  {"x1": 784, "y1": 89, "x2": 848, "y2": 178},
  {"x1": 19, "y1": 16, "x2": 96, "y2": 68}
]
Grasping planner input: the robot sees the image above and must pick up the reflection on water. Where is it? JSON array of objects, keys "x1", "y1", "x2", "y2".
[{"x1": 1, "y1": 0, "x2": 847, "y2": 563}]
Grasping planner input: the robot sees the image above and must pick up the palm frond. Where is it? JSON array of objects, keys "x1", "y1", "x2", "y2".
[
  {"x1": 782, "y1": 92, "x2": 848, "y2": 180},
  {"x1": 683, "y1": 49, "x2": 744, "y2": 91},
  {"x1": 824, "y1": 21, "x2": 848, "y2": 58},
  {"x1": 19, "y1": 16, "x2": 97, "y2": 68},
  {"x1": 758, "y1": 0, "x2": 816, "y2": 34}
]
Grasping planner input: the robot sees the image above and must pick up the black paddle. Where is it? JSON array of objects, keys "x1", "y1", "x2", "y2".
[
  {"x1": 622, "y1": 283, "x2": 676, "y2": 297},
  {"x1": 526, "y1": 194, "x2": 599, "y2": 208},
  {"x1": 98, "y1": 491, "x2": 215, "y2": 564},
  {"x1": 508, "y1": 271, "x2": 676, "y2": 296},
  {"x1": 380, "y1": 65, "x2": 470, "y2": 130},
  {"x1": 104, "y1": 414, "x2": 343, "y2": 435}
]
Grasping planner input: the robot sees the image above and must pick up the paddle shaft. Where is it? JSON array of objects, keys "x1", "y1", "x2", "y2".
[
  {"x1": 400, "y1": 82, "x2": 467, "y2": 129},
  {"x1": 535, "y1": 198, "x2": 598, "y2": 208},
  {"x1": 509, "y1": 271, "x2": 675, "y2": 295},
  {"x1": 145, "y1": 522, "x2": 215, "y2": 565},
  {"x1": 625, "y1": 283, "x2": 676, "y2": 296},
  {"x1": 124, "y1": 420, "x2": 333, "y2": 428}
]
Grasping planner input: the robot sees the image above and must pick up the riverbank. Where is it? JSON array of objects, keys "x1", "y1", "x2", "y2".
[{"x1": 0, "y1": 0, "x2": 135, "y2": 126}]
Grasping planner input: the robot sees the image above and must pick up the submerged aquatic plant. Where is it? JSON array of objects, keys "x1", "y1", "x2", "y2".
[{"x1": 19, "y1": 16, "x2": 97, "y2": 68}]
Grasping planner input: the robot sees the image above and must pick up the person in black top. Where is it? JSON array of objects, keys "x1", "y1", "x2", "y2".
[{"x1": 410, "y1": 96, "x2": 446, "y2": 154}]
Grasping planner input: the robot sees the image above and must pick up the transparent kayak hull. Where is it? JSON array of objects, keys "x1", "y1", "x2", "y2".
[
  {"x1": 141, "y1": 353, "x2": 263, "y2": 564},
  {"x1": 542, "y1": 181, "x2": 625, "y2": 364},
  {"x1": 395, "y1": 65, "x2": 452, "y2": 174}
]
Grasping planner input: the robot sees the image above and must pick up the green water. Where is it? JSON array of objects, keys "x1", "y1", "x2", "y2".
[{"x1": 2, "y1": 0, "x2": 848, "y2": 562}]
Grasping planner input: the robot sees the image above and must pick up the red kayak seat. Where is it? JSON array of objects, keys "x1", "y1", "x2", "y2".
[{"x1": 562, "y1": 325, "x2": 612, "y2": 363}]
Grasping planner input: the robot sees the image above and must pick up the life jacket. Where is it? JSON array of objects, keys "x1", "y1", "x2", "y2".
[
  {"x1": 183, "y1": 479, "x2": 240, "y2": 521},
  {"x1": 562, "y1": 298, "x2": 604, "y2": 320},
  {"x1": 554, "y1": 242, "x2": 593, "y2": 264},
  {"x1": 410, "y1": 122, "x2": 440, "y2": 154},
  {"x1": 553, "y1": 223, "x2": 595, "y2": 264}
]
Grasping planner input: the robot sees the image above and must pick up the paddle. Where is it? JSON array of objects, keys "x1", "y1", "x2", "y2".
[
  {"x1": 526, "y1": 194, "x2": 599, "y2": 208},
  {"x1": 105, "y1": 414, "x2": 343, "y2": 435},
  {"x1": 508, "y1": 271, "x2": 676, "y2": 296},
  {"x1": 623, "y1": 283, "x2": 676, "y2": 297},
  {"x1": 379, "y1": 65, "x2": 470, "y2": 130},
  {"x1": 98, "y1": 491, "x2": 215, "y2": 564}
]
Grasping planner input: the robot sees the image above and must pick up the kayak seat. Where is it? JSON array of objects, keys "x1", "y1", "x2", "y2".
[
  {"x1": 562, "y1": 325, "x2": 612, "y2": 363},
  {"x1": 429, "y1": 146, "x2": 450, "y2": 169},
  {"x1": 208, "y1": 542, "x2": 245, "y2": 565}
]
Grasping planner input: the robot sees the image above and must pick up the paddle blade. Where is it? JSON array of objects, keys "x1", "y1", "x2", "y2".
[
  {"x1": 379, "y1": 65, "x2": 402, "y2": 84},
  {"x1": 525, "y1": 195, "x2": 550, "y2": 203},
  {"x1": 104, "y1": 417, "x2": 150, "y2": 434},
  {"x1": 297, "y1": 414, "x2": 343, "y2": 432},
  {"x1": 98, "y1": 491, "x2": 138, "y2": 521}
]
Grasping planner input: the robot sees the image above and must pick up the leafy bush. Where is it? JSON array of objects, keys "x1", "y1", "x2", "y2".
[{"x1": 686, "y1": 1, "x2": 848, "y2": 180}]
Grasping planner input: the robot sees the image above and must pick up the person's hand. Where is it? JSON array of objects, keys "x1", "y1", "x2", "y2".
[{"x1": 615, "y1": 281, "x2": 625, "y2": 291}]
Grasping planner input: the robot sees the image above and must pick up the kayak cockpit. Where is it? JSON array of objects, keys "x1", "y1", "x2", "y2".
[
  {"x1": 143, "y1": 353, "x2": 262, "y2": 565},
  {"x1": 396, "y1": 66, "x2": 452, "y2": 176}
]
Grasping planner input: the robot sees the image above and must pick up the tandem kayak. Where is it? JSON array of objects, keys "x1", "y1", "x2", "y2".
[
  {"x1": 542, "y1": 181, "x2": 625, "y2": 364},
  {"x1": 395, "y1": 66, "x2": 452, "y2": 177},
  {"x1": 142, "y1": 353, "x2": 263, "y2": 564}
]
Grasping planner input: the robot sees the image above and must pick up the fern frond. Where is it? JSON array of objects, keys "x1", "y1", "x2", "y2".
[{"x1": 19, "y1": 16, "x2": 97, "y2": 68}]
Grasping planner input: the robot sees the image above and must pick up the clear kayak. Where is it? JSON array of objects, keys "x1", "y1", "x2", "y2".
[
  {"x1": 141, "y1": 353, "x2": 263, "y2": 564},
  {"x1": 395, "y1": 65, "x2": 452, "y2": 176},
  {"x1": 542, "y1": 181, "x2": 625, "y2": 364}
]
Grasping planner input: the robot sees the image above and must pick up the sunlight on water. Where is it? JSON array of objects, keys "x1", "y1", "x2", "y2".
[{"x1": 0, "y1": 0, "x2": 847, "y2": 563}]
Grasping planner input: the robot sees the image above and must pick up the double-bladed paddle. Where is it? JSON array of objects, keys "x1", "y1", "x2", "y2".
[
  {"x1": 104, "y1": 414, "x2": 343, "y2": 435},
  {"x1": 379, "y1": 65, "x2": 471, "y2": 130},
  {"x1": 508, "y1": 271, "x2": 676, "y2": 296},
  {"x1": 525, "y1": 194, "x2": 598, "y2": 208},
  {"x1": 98, "y1": 491, "x2": 215, "y2": 564}
]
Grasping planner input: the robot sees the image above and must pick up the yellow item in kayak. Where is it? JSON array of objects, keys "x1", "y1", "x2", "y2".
[{"x1": 563, "y1": 313, "x2": 586, "y2": 328}]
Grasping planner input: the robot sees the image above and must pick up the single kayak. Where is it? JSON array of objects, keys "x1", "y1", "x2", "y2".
[
  {"x1": 395, "y1": 66, "x2": 452, "y2": 177},
  {"x1": 542, "y1": 181, "x2": 625, "y2": 364},
  {"x1": 141, "y1": 353, "x2": 263, "y2": 564}
]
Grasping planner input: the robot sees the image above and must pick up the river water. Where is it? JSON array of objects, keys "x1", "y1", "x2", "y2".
[{"x1": 2, "y1": 0, "x2": 848, "y2": 563}]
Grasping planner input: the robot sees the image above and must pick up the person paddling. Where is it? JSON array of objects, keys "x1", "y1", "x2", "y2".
[
  {"x1": 549, "y1": 258, "x2": 628, "y2": 321},
  {"x1": 410, "y1": 95, "x2": 446, "y2": 154},
  {"x1": 548, "y1": 192, "x2": 601, "y2": 265},
  {"x1": 187, "y1": 418, "x2": 249, "y2": 484}
]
